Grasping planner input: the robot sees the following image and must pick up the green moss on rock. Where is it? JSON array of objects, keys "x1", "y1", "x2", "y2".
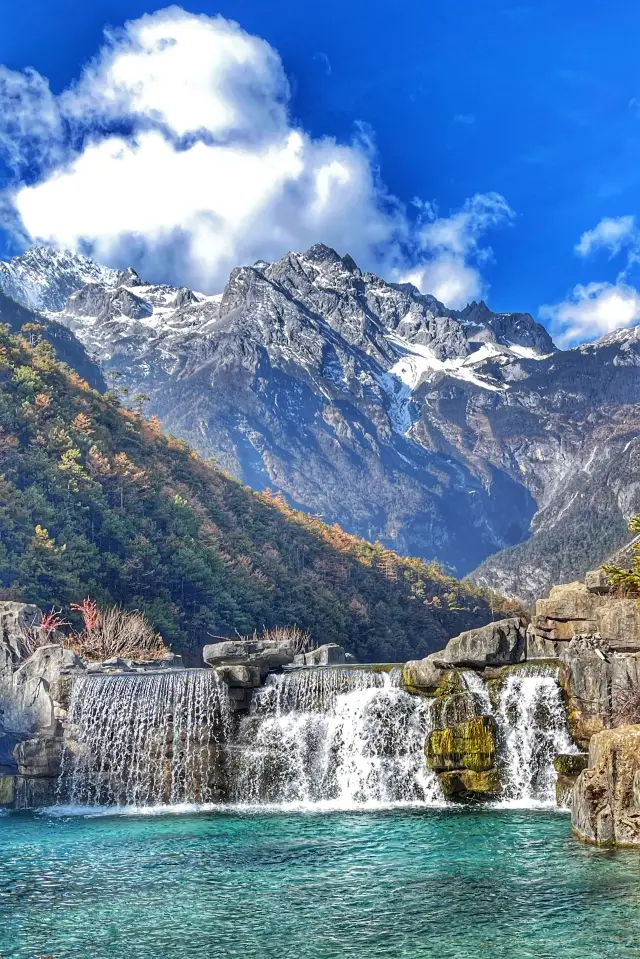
[
  {"x1": 553, "y1": 753, "x2": 588, "y2": 776},
  {"x1": 438, "y1": 768, "x2": 501, "y2": 801},
  {"x1": 426, "y1": 716, "x2": 497, "y2": 772},
  {"x1": 0, "y1": 775, "x2": 15, "y2": 808}
]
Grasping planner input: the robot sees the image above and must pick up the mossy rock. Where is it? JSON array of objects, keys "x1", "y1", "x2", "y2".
[
  {"x1": 430, "y1": 692, "x2": 478, "y2": 730},
  {"x1": 555, "y1": 773, "x2": 576, "y2": 809},
  {"x1": 0, "y1": 775, "x2": 15, "y2": 807},
  {"x1": 438, "y1": 767, "x2": 501, "y2": 802},
  {"x1": 553, "y1": 753, "x2": 588, "y2": 776},
  {"x1": 426, "y1": 716, "x2": 497, "y2": 772},
  {"x1": 434, "y1": 670, "x2": 467, "y2": 697}
]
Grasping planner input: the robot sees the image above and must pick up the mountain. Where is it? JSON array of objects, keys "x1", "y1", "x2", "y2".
[
  {"x1": 0, "y1": 288, "x2": 105, "y2": 391},
  {"x1": 2, "y1": 243, "x2": 640, "y2": 602},
  {"x1": 0, "y1": 324, "x2": 507, "y2": 663}
]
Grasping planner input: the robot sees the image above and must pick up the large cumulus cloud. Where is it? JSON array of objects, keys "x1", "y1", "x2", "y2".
[{"x1": 0, "y1": 6, "x2": 512, "y2": 303}]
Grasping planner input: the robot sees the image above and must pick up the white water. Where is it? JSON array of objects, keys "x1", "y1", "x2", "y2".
[
  {"x1": 58, "y1": 663, "x2": 576, "y2": 812},
  {"x1": 495, "y1": 670, "x2": 577, "y2": 806},
  {"x1": 61, "y1": 670, "x2": 231, "y2": 806},
  {"x1": 231, "y1": 669, "x2": 441, "y2": 806}
]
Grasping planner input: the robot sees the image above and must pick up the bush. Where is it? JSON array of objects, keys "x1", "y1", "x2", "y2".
[{"x1": 69, "y1": 598, "x2": 168, "y2": 662}]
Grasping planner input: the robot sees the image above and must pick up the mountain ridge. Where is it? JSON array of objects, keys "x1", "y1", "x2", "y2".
[{"x1": 2, "y1": 243, "x2": 639, "y2": 601}]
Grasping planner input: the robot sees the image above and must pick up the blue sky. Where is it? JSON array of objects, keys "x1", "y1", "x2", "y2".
[{"x1": 2, "y1": 0, "x2": 640, "y2": 344}]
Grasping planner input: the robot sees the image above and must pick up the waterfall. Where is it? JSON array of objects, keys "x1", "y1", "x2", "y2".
[
  {"x1": 61, "y1": 670, "x2": 231, "y2": 807},
  {"x1": 57, "y1": 661, "x2": 576, "y2": 812},
  {"x1": 229, "y1": 668, "x2": 441, "y2": 807},
  {"x1": 495, "y1": 669, "x2": 577, "y2": 805}
]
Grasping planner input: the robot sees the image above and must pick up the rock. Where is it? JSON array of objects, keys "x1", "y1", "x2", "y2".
[
  {"x1": 203, "y1": 639, "x2": 295, "y2": 671},
  {"x1": 430, "y1": 618, "x2": 526, "y2": 669},
  {"x1": 426, "y1": 716, "x2": 497, "y2": 773},
  {"x1": 438, "y1": 768, "x2": 501, "y2": 802},
  {"x1": 553, "y1": 753, "x2": 589, "y2": 776},
  {"x1": 556, "y1": 774, "x2": 576, "y2": 809},
  {"x1": 430, "y1": 692, "x2": 479, "y2": 729},
  {"x1": 559, "y1": 638, "x2": 613, "y2": 747},
  {"x1": 536, "y1": 582, "x2": 603, "y2": 623},
  {"x1": 3, "y1": 644, "x2": 81, "y2": 737},
  {"x1": 13, "y1": 775, "x2": 58, "y2": 809},
  {"x1": 14, "y1": 737, "x2": 62, "y2": 778},
  {"x1": 215, "y1": 665, "x2": 262, "y2": 688},
  {"x1": 0, "y1": 774, "x2": 15, "y2": 807},
  {"x1": 401, "y1": 656, "x2": 443, "y2": 695},
  {"x1": 303, "y1": 644, "x2": 346, "y2": 666},
  {"x1": 595, "y1": 599, "x2": 640, "y2": 651},
  {"x1": 526, "y1": 629, "x2": 565, "y2": 661},
  {"x1": 584, "y1": 569, "x2": 613, "y2": 594},
  {"x1": 572, "y1": 725, "x2": 640, "y2": 847},
  {"x1": 226, "y1": 687, "x2": 253, "y2": 711}
]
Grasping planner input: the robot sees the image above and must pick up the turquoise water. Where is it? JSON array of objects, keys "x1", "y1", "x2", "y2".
[{"x1": 2, "y1": 806, "x2": 640, "y2": 959}]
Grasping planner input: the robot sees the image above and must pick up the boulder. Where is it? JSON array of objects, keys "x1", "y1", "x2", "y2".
[
  {"x1": 14, "y1": 737, "x2": 62, "y2": 778},
  {"x1": 572, "y1": 725, "x2": 640, "y2": 847},
  {"x1": 430, "y1": 691, "x2": 479, "y2": 729},
  {"x1": 302, "y1": 644, "x2": 346, "y2": 667},
  {"x1": 203, "y1": 639, "x2": 295, "y2": 671},
  {"x1": 215, "y1": 664, "x2": 262, "y2": 688},
  {"x1": 426, "y1": 716, "x2": 497, "y2": 773},
  {"x1": 559, "y1": 638, "x2": 613, "y2": 747},
  {"x1": 595, "y1": 599, "x2": 640, "y2": 651},
  {"x1": 430, "y1": 618, "x2": 526, "y2": 669},
  {"x1": 401, "y1": 656, "x2": 443, "y2": 695},
  {"x1": 536, "y1": 582, "x2": 603, "y2": 623},
  {"x1": 584, "y1": 569, "x2": 613, "y2": 594},
  {"x1": 0, "y1": 774, "x2": 15, "y2": 807},
  {"x1": 2, "y1": 644, "x2": 81, "y2": 737},
  {"x1": 526, "y1": 629, "x2": 565, "y2": 661},
  {"x1": 553, "y1": 753, "x2": 589, "y2": 777},
  {"x1": 438, "y1": 768, "x2": 501, "y2": 802}
]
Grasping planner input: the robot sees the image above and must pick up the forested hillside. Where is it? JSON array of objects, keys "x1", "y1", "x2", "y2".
[{"x1": 0, "y1": 322, "x2": 513, "y2": 662}]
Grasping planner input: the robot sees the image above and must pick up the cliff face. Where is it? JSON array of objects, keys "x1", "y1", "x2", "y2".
[{"x1": 4, "y1": 244, "x2": 640, "y2": 594}]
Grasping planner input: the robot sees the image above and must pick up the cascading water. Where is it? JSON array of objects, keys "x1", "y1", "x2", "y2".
[
  {"x1": 61, "y1": 670, "x2": 231, "y2": 807},
  {"x1": 229, "y1": 668, "x2": 441, "y2": 807},
  {"x1": 57, "y1": 661, "x2": 577, "y2": 812},
  {"x1": 495, "y1": 668, "x2": 577, "y2": 805}
]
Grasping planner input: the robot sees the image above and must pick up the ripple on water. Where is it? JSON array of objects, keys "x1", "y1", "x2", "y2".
[{"x1": 1, "y1": 806, "x2": 639, "y2": 959}]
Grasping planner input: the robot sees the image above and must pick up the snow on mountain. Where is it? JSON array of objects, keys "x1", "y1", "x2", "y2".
[
  {"x1": 3, "y1": 241, "x2": 640, "y2": 600},
  {"x1": 0, "y1": 247, "x2": 124, "y2": 312}
]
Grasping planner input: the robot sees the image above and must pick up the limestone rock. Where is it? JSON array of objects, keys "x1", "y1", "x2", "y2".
[
  {"x1": 526, "y1": 629, "x2": 565, "y2": 661},
  {"x1": 14, "y1": 737, "x2": 62, "y2": 778},
  {"x1": 203, "y1": 639, "x2": 295, "y2": 671},
  {"x1": 426, "y1": 716, "x2": 497, "y2": 773},
  {"x1": 559, "y1": 638, "x2": 613, "y2": 747},
  {"x1": 553, "y1": 753, "x2": 589, "y2": 776},
  {"x1": 215, "y1": 664, "x2": 262, "y2": 688},
  {"x1": 401, "y1": 656, "x2": 442, "y2": 695},
  {"x1": 0, "y1": 774, "x2": 15, "y2": 807},
  {"x1": 430, "y1": 692, "x2": 479, "y2": 729},
  {"x1": 595, "y1": 599, "x2": 640, "y2": 651},
  {"x1": 431, "y1": 618, "x2": 526, "y2": 669},
  {"x1": 536, "y1": 583, "x2": 602, "y2": 623},
  {"x1": 572, "y1": 725, "x2": 640, "y2": 847},
  {"x1": 300, "y1": 644, "x2": 346, "y2": 667},
  {"x1": 584, "y1": 569, "x2": 613, "y2": 594},
  {"x1": 438, "y1": 768, "x2": 501, "y2": 801}
]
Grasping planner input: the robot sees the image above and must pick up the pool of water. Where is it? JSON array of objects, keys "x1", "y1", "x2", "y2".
[{"x1": 2, "y1": 806, "x2": 640, "y2": 959}]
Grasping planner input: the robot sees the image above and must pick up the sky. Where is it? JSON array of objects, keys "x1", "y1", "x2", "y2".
[{"x1": 1, "y1": 0, "x2": 640, "y2": 346}]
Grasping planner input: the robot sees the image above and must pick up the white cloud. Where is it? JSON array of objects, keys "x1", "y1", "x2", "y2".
[
  {"x1": 402, "y1": 193, "x2": 514, "y2": 307},
  {"x1": 540, "y1": 280, "x2": 640, "y2": 347},
  {"x1": 0, "y1": 6, "x2": 512, "y2": 303},
  {"x1": 575, "y1": 215, "x2": 637, "y2": 258}
]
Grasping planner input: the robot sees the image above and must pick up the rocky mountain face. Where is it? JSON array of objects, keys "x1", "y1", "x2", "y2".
[{"x1": 2, "y1": 244, "x2": 640, "y2": 600}]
